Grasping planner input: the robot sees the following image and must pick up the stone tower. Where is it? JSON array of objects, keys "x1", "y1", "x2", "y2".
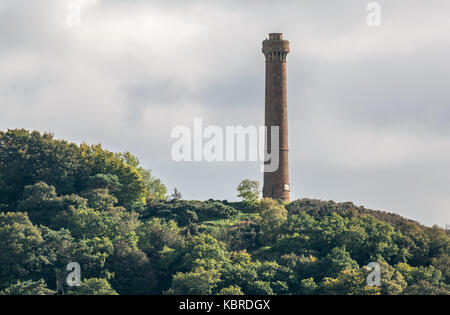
[{"x1": 262, "y1": 33, "x2": 290, "y2": 202}]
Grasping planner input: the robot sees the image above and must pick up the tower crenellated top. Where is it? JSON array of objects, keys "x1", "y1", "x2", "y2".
[
  {"x1": 262, "y1": 33, "x2": 290, "y2": 62},
  {"x1": 269, "y1": 33, "x2": 283, "y2": 40}
]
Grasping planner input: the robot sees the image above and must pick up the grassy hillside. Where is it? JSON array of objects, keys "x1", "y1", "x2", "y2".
[{"x1": 0, "y1": 129, "x2": 448, "y2": 295}]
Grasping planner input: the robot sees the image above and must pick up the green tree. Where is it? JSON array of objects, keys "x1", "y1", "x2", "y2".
[
  {"x1": 81, "y1": 188, "x2": 119, "y2": 211},
  {"x1": 39, "y1": 227, "x2": 114, "y2": 292},
  {"x1": 116, "y1": 151, "x2": 167, "y2": 202},
  {"x1": 321, "y1": 268, "x2": 381, "y2": 295},
  {"x1": 220, "y1": 251, "x2": 258, "y2": 294},
  {"x1": 18, "y1": 182, "x2": 87, "y2": 228},
  {"x1": 86, "y1": 174, "x2": 123, "y2": 197},
  {"x1": 68, "y1": 207, "x2": 139, "y2": 247},
  {"x1": 279, "y1": 254, "x2": 320, "y2": 288},
  {"x1": 106, "y1": 241, "x2": 156, "y2": 295},
  {"x1": 237, "y1": 179, "x2": 260, "y2": 206},
  {"x1": 0, "y1": 212, "x2": 47, "y2": 289},
  {"x1": 431, "y1": 253, "x2": 450, "y2": 284},
  {"x1": 403, "y1": 280, "x2": 450, "y2": 295},
  {"x1": 299, "y1": 278, "x2": 318, "y2": 295},
  {"x1": 0, "y1": 130, "x2": 152, "y2": 209},
  {"x1": 247, "y1": 281, "x2": 274, "y2": 295},
  {"x1": 258, "y1": 198, "x2": 287, "y2": 243},
  {"x1": 137, "y1": 218, "x2": 185, "y2": 291},
  {"x1": 321, "y1": 246, "x2": 359, "y2": 278},
  {"x1": 0, "y1": 129, "x2": 83, "y2": 210},
  {"x1": 170, "y1": 188, "x2": 183, "y2": 201},
  {"x1": 183, "y1": 234, "x2": 230, "y2": 270},
  {"x1": 68, "y1": 278, "x2": 118, "y2": 295},
  {"x1": 217, "y1": 285, "x2": 244, "y2": 295},
  {"x1": 0, "y1": 279, "x2": 54, "y2": 295},
  {"x1": 167, "y1": 267, "x2": 220, "y2": 295},
  {"x1": 80, "y1": 144, "x2": 147, "y2": 206},
  {"x1": 137, "y1": 218, "x2": 184, "y2": 256}
]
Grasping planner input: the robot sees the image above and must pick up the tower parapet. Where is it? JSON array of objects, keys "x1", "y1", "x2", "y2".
[{"x1": 262, "y1": 33, "x2": 290, "y2": 62}]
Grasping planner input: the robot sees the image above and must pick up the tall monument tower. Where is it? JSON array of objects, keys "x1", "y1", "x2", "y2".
[{"x1": 262, "y1": 33, "x2": 290, "y2": 202}]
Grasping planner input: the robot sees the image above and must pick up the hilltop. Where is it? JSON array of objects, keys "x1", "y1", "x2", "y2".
[{"x1": 0, "y1": 129, "x2": 448, "y2": 295}]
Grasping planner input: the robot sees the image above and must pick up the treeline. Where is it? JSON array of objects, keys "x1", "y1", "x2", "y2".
[{"x1": 0, "y1": 129, "x2": 448, "y2": 295}]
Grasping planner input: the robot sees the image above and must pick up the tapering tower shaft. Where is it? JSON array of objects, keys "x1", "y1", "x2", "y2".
[{"x1": 262, "y1": 33, "x2": 290, "y2": 202}]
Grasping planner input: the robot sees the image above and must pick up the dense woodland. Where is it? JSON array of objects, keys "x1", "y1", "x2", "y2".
[{"x1": 0, "y1": 129, "x2": 449, "y2": 295}]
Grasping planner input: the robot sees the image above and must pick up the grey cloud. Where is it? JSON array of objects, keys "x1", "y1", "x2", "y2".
[{"x1": 1, "y1": 0, "x2": 449, "y2": 226}]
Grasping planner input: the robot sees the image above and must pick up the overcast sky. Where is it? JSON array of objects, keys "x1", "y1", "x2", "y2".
[{"x1": 1, "y1": 0, "x2": 449, "y2": 226}]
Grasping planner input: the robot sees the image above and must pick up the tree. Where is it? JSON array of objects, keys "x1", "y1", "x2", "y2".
[
  {"x1": 68, "y1": 278, "x2": 118, "y2": 295},
  {"x1": 0, "y1": 279, "x2": 54, "y2": 295},
  {"x1": 144, "y1": 175, "x2": 168, "y2": 202},
  {"x1": 253, "y1": 261, "x2": 290, "y2": 294},
  {"x1": 0, "y1": 129, "x2": 83, "y2": 210},
  {"x1": 237, "y1": 179, "x2": 260, "y2": 206},
  {"x1": 18, "y1": 182, "x2": 87, "y2": 228},
  {"x1": 279, "y1": 254, "x2": 320, "y2": 286},
  {"x1": 220, "y1": 251, "x2": 258, "y2": 293},
  {"x1": 183, "y1": 234, "x2": 230, "y2": 270},
  {"x1": 431, "y1": 253, "x2": 450, "y2": 284},
  {"x1": 137, "y1": 218, "x2": 184, "y2": 256},
  {"x1": 347, "y1": 215, "x2": 404, "y2": 264},
  {"x1": 396, "y1": 262, "x2": 444, "y2": 287},
  {"x1": 81, "y1": 188, "x2": 118, "y2": 211},
  {"x1": 0, "y1": 212, "x2": 47, "y2": 289},
  {"x1": 79, "y1": 144, "x2": 147, "y2": 206},
  {"x1": 68, "y1": 207, "x2": 139, "y2": 246},
  {"x1": 321, "y1": 268, "x2": 381, "y2": 295},
  {"x1": 217, "y1": 285, "x2": 244, "y2": 295},
  {"x1": 403, "y1": 280, "x2": 450, "y2": 295},
  {"x1": 0, "y1": 130, "x2": 151, "y2": 209},
  {"x1": 116, "y1": 151, "x2": 167, "y2": 202},
  {"x1": 106, "y1": 241, "x2": 156, "y2": 295},
  {"x1": 375, "y1": 259, "x2": 407, "y2": 295},
  {"x1": 167, "y1": 267, "x2": 220, "y2": 295},
  {"x1": 170, "y1": 188, "x2": 183, "y2": 201},
  {"x1": 258, "y1": 198, "x2": 287, "y2": 243},
  {"x1": 299, "y1": 278, "x2": 318, "y2": 295},
  {"x1": 86, "y1": 174, "x2": 122, "y2": 197},
  {"x1": 247, "y1": 280, "x2": 274, "y2": 295},
  {"x1": 321, "y1": 247, "x2": 359, "y2": 278},
  {"x1": 38, "y1": 227, "x2": 114, "y2": 292}
]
